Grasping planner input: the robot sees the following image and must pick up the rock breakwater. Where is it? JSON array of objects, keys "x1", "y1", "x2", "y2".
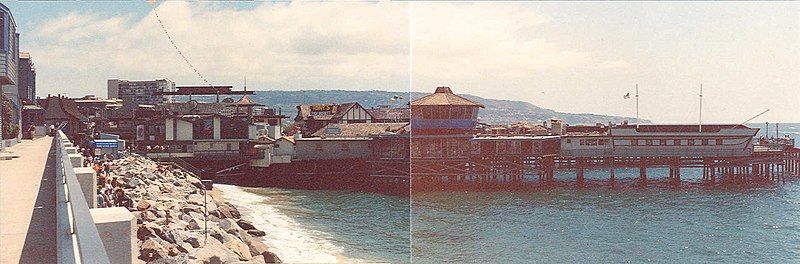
[{"x1": 110, "y1": 154, "x2": 281, "y2": 263}]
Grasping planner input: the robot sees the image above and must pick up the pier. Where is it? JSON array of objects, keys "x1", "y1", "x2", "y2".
[{"x1": 409, "y1": 87, "x2": 800, "y2": 192}]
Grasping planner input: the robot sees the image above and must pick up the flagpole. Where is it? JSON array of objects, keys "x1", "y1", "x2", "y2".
[
  {"x1": 699, "y1": 84, "x2": 703, "y2": 132},
  {"x1": 635, "y1": 84, "x2": 639, "y2": 129}
]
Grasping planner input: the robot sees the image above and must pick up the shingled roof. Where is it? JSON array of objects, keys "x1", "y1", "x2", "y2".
[
  {"x1": 154, "y1": 102, "x2": 227, "y2": 115},
  {"x1": 367, "y1": 107, "x2": 410, "y2": 121},
  {"x1": 411, "y1": 86, "x2": 484, "y2": 107},
  {"x1": 42, "y1": 96, "x2": 87, "y2": 121},
  {"x1": 310, "y1": 122, "x2": 409, "y2": 138},
  {"x1": 226, "y1": 95, "x2": 264, "y2": 107}
]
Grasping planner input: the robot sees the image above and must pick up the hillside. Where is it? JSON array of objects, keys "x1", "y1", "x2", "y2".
[{"x1": 246, "y1": 90, "x2": 648, "y2": 125}]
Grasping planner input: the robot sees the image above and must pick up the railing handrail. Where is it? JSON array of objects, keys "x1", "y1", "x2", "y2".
[{"x1": 55, "y1": 131, "x2": 111, "y2": 264}]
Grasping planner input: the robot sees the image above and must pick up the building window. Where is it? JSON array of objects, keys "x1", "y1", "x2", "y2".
[{"x1": 674, "y1": 139, "x2": 681, "y2": 146}]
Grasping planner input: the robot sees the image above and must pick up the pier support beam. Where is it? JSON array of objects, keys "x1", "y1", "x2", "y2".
[
  {"x1": 639, "y1": 157, "x2": 647, "y2": 187},
  {"x1": 607, "y1": 157, "x2": 616, "y2": 186},
  {"x1": 576, "y1": 158, "x2": 585, "y2": 186}
]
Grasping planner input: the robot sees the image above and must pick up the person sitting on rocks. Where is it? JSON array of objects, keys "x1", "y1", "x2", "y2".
[
  {"x1": 113, "y1": 188, "x2": 134, "y2": 210},
  {"x1": 102, "y1": 189, "x2": 113, "y2": 208},
  {"x1": 97, "y1": 173, "x2": 107, "y2": 187},
  {"x1": 96, "y1": 189, "x2": 107, "y2": 208}
]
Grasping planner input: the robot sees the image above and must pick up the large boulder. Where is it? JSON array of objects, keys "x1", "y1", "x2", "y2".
[
  {"x1": 247, "y1": 230, "x2": 266, "y2": 237},
  {"x1": 139, "y1": 238, "x2": 168, "y2": 262},
  {"x1": 237, "y1": 219, "x2": 256, "y2": 230},
  {"x1": 224, "y1": 202, "x2": 242, "y2": 219},
  {"x1": 218, "y1": 218, "x2": 240, "y2": 234},
  {"x1": 187, "y1": 194, "x2": 205, "y2": 205},
  {"x1": 187, "y1": 176, "x2": 204, "y2": 189},
  {"x1": 224, "y1": 238, "x2": 253, "y2": 261},
  {"x1": 188, "y1": 237, "x2": 238, "y2": 263},
  {"x1": 136, "y1": 200, "x2": 153, "y2": 211}
]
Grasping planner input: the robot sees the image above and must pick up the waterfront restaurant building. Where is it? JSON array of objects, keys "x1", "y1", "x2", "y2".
[{"x1": 410, "y1": 86, "x2": 484, "y2": 159}]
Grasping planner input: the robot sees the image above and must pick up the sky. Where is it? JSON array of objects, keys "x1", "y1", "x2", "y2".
[{"x1": 5, "y1": 1, "x2": 799, "y2": 123}]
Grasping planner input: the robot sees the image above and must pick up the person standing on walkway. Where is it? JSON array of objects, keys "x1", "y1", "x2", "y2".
[
  {"x1": 28, "y1": 125, "x2": 35, "y2": 140},
  {"x1": 48, "y1": 124, "x2": 55, "y2": 136}
]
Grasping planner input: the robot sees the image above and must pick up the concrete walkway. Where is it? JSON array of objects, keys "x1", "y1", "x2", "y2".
[{"x1": 0, "y1": 137, "x2": 57, "y2": 264}]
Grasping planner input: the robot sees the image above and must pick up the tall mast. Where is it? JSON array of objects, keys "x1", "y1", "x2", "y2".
[
  {"x1": 699, "y1": 84, "x2": 703, "y2": 132},
  {"x1": 635, "y1": 84, "x2": 639, "y2": 129}
]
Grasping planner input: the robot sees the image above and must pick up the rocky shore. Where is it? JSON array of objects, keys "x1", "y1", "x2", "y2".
[{"x1": 110, "y1": 154, "x2": 281, "y2": 263}]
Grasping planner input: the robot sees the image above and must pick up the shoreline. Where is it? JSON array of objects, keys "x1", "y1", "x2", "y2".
[
  {"x1": 215, "y1": 184, "x2": 371, "y2": 263},
  {"x1": 109, "y1": 154, "x2": 281, "y2": 263}
]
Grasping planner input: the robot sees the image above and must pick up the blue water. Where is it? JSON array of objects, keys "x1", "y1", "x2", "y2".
[{"x1": 218, "y1": 185, "x2": 410, "y2": 263}]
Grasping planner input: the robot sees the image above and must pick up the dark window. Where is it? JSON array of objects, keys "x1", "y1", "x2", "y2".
[
  {"x1": 659, "y1": 139, "x2": 666, "y2": 146},
  {"x1": 221, "y1": 118, "x2": 248, "y2": 139},
  {"x1": 702, "y1": 139, "x2": 709, "y2": 145},
  {"x1": 674, "y1": 139, "x2": 681, "y2": 145},
  {"x1": 192, "y1": 119, "x2": 214, "y2": 140},
  {"x1": 0, "y1": 14, "x2": 4, "y2": 50},
  {"x1": 716, "y1": 139, "x2": 723, "y2": 145},
  {"x1": 688, "y1": 139, "x2": 695, "y2": 146}
]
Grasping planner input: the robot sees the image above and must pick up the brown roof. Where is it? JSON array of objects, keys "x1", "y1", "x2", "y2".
[
  {"x1": 43, "y1": 96, "x2": 87, "y2": 121},
  {"x1": 367, "y1": 107, "x2": 410, "y2": 121},
  {"x1": 154, "y1": 102, "x2": 227, "y2": 115},
  {"x1": 227, "y1": 95, "x2": 264, "y2": 107},
  {"x1": 310, "y1": 122, "x2": 409, "y2": 138},
  {"x1": 411, "y1": 86, "x2": 484, "y2": 107}
]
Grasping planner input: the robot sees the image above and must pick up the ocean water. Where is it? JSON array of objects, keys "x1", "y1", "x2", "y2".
[{"x1": 217, "y1": 185, "x2": 410, "y2": 263}]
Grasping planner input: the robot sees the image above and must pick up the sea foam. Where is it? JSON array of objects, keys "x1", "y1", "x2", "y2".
[{"x1": 216, "y1": 184, "x2": 364, "y2": 263}]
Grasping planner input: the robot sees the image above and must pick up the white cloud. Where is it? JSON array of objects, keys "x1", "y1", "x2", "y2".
[
  {"x1": 595, "y1": 60, "x2": 632, "y2": 69},
  {"x1": 411, "y1": 3, "x2": 623, "y2": 82},
  {"x1": 29, "y1": 1, "x2": 411, "y2": 97}
]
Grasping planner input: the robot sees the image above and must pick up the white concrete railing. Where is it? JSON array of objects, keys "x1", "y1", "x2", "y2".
[{"x1": 55, "y1": 131, "x2": 113, "y2": 264}]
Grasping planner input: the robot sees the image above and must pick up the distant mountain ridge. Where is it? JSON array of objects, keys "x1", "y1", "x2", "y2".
[{"x1": 247, "y1": 90, "x2": 648, "y2": 125}]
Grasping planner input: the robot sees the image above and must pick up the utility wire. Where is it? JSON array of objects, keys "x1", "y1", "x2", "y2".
[{"x1": 152, "y1": 4, "x2": 213, "y2": 87}]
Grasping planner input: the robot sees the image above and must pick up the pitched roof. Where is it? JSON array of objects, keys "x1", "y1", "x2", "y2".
[
  {"x1": 367, "y1": 107, "x2": 410, "y2": 121},
  {"x1": 227, "y1": 95, "x2": 264, "y2": 107},
  {"x1": 43, "y1": 96, "x2": 87, "y2": 121},
  {"x1": 310, "y1": 122, "x2": 409, "y2": 138},
  {"x1": 154, "y1": 102, "x2": 227, "y2": 115},
  {"x1": 411, "y1": 86, "x2": 484, "y2": 107}
]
